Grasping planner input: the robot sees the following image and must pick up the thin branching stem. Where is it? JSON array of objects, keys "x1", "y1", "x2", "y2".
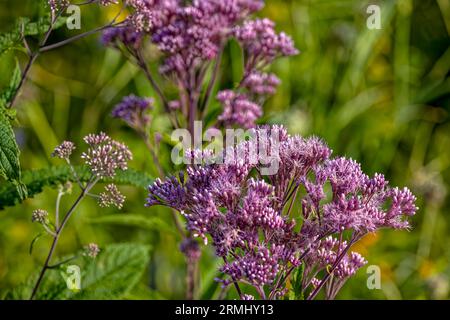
[
  {"x1": 133, "y1": 50, "x2": 180, "y2": 129},
  {"x1": 223, "y1": 257, "x2": 243, "y2": 299},
  {"x1": 39, "y1": 21, "x2": 125, "y2": 53},
  {"x1": 200, "y1": 49, "x2": 223, "y2": 118},
  {"x1": 29, "y1": 177, "x2": 99, "y2": 300},
  {"x1": 8, "y1": 6, "x2": 125, "y2": 110},
  {"x1": 307, "y1": 234, "x2": 360, "y2": 300},
  {"x1": 55, "y1": 190, "x2": 63, "y2": 229}
]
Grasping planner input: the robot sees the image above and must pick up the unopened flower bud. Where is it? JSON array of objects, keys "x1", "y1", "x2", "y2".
[
  {"x1": 85, "y1": 243, "x2": 100, "y2": 258},
  {"x1": 32, "y1": 209, "x2": 49, "y2": 224}
]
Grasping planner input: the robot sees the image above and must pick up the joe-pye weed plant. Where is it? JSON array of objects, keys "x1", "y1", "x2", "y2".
[{"x1": 0, "y1": 0, "x2": 420, "y2": 300}]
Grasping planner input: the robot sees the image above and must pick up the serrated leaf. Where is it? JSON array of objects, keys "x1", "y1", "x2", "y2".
[
  {"x1": 5, "y1": 243, "x2": 151, "y2": 300},
  {"x1": 0, "y1": 109, "x2": 26, "y2": 199},
  {"x1": 69, "y1": 243, "x2": 151, "y2": 299},
  {"x1": 86, "y1": 214, "x2": 177, "y2": 235},
  {"x1": 0, "y1": 165, "x2": 153, "y2": 210}
]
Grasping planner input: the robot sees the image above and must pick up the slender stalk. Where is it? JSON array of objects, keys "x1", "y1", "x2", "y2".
[
  {"x1": 223, "y1": 257, "x2": 242, "y2": 299},
  {"x1": 186, "y1": 260, "x2": 197, "y2": 300},
  {"x1": 21, "y1": 24, "x2": 32, "y2": 56},
  {"x1": 134, "y1": 50, "x2": 180, "y2": 129},
  {"x1": 200, "y1": 49, "x2": 223, "y2": 117},
  {"x1": 139, "y1": 129, "x2": 199, "y2": 302},
  {"x1": 39, "y1": 22, "x2": 124, "y2": 53},
  {"x1": 268, "y1": 266, "x2": 287, "y2": 300},
  {"x1": 42, "y1": 224, "x2": 57, "y2": 237},
  {"x1": 47, "y1": 256, "x2": 78, "y2": 269},
  {"x1": 256, "y1": 286, "x2": 266, "y2": 300},
  {"x1": 218, "y1": 285, "x2": 229, "y2": 300},
  {"x1": 40, "y1": 7, "x2": 62, "y2": 47},
  {"x1": 55, "y1": 191, "x2": 63, "y2": 229},
  {"x1": 307, "y1": 236, "x2": 357, "y2": 300},
  {"x1": 285, "y1": 185, "x2": 299, "y2": 218},
  {"x1": 29, "y1": 178, "x2": 98, "y2": 300},
  {"x1": 7, "y1": 53, "x2": 38, "y2": 109},
  {"x1": 269, "y1": 249, "x2": 310, "y2": 300},
  {"x1": 325, "y1": 274, "x2": 334, "y2": 299},
  {"x1": 67, "y1": 160, "x2": 84, "y2": 189},
  {"x1": 8, "y1": 4, "x2": 62, "y2": 108},
  {"x1": 140, "y1": 132, "x2": 164, "y2": 177},
  {"x1": 9, "y1": 10, "x2": 125, "y2": 110},
  {"x1": 140, "y1": 132, "x2": 186, "y2": 237},
  {"x1": 188, "y1": 92, "x2": 196, "y2": 144}
]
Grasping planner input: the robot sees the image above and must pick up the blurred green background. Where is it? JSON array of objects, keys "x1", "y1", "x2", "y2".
[{"x1": 0, "y1": 0, "x2": 449, "y2": 299}]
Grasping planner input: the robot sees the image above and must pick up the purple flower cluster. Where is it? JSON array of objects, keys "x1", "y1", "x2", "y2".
[
  {"x1": 101, "y1": 26, "x2": 143, "y2": 48},
  {"x1": 215, "y1": 17, "x2": 297, "y2": 128},
  {"x1": 234, "y1": 18, "x2": 299, "y2": 68},
  {"x1": 216, "y1": 90, "x2": 262, "y2": 129},
  {"x1": 104, "y1": 1, "x2": 298, "y2": 130},
  {"x1": 111, "y1": 94, "x2": 154, "y2": 131},
  {"x1": 302, "y1": 236, "x2": 368, "y2": 299},
  {"x1": 303, "y1": 157, "x2": 417, "y2": 233},
  {"x1": 216, "y1": 71, "x2": 281, "y2": 128},
  {"x1": 134, "y1": 0, "x2": 264, "y2": 80},
  {"x1": 242, "y1": 71, "x2": 280, "y2": 97},
  {"x1": 145, "y1": 125, "x2": 418, "y2": 299}
]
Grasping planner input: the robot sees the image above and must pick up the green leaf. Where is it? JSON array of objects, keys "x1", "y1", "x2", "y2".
[
  {"x1": 0, "y1": 108, "x2": 26, "y2": 199},
  {"x1": 203, "y1": 103, "x2": 222, "y2": 128},
  {"x1": 0, "y1": 59, "x2": 22, "y2": 108},
  {"x1": 5, "y1": 243, "x2": 151, "y2": 300},
  {"x1": 29, "y1": 233, "x2": 46, "y2": 255},
  {"x1": 124, "y1": 283, "x2": 167, "y2": 300},
  {"x1": 289, "y1": 264, "x2": 305, "y2": 300},
  {"x1": 113, "y1": 168, "x2": 154, "y2": 189},
  {"x1": 0, "y1": 15, "x2": 67, "y2": 55},
  {"x1": 69, "y1": 243, "x2": 151, "y2": 299},
  {"x1": 86, "y1": 214, "x2": 177, "y2": 236},
  {"x1": 0, "y1": 165, "x2": 153, "y2": 210},
  {"x1": 199, "y1": 268, "x2": 223, "y2": 300}
]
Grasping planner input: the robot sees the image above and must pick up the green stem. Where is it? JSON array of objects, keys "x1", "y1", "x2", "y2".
[{"x1": 29, "y1": 177, "x2": 98, "y2": 300}]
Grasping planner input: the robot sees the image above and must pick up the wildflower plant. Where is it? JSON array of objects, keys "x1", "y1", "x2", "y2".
[
  {"x1": 105, "y1": 0, "x2": 300, "y2": 299},
  {"x1": 104, "y1": 0, "x2": 299, "y2": 133},
  {"x1": 29, "y1": 133, "x2": 132, "y2": 299},
  {"x1": 100, "y1": 0, "x2": 419, "y2": 300},
  {"x1": 0, "y1": 0, "x2": 422, "y2": 302},
  {"x1": 146, "y1": 126, "x2": 418, "y2": 299}
]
